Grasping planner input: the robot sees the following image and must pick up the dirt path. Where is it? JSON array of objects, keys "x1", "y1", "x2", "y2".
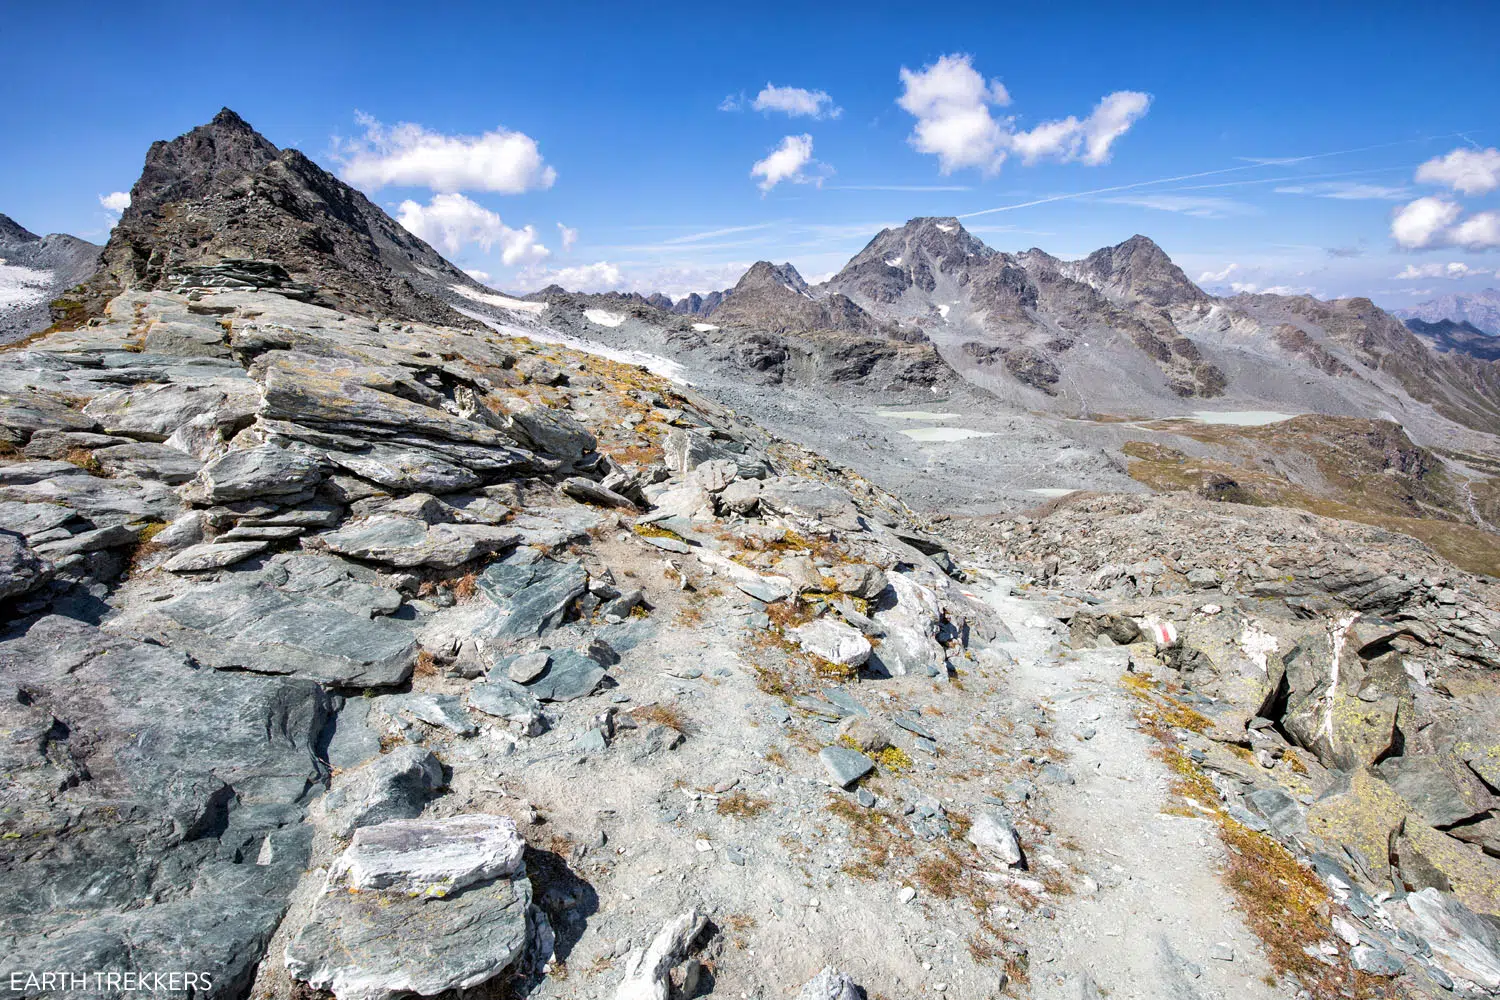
[{"x1": 979, "y1": 584, "x2": 1285, "y2": 1000}]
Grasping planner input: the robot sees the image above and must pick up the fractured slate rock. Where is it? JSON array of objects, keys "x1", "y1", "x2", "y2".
[
  {"x1": 285, "y1": 815, "x2": 532, "y2": 1000},
  {"x1": 183, "y1": 444, "x2": 324, "y2": 504},
  {"x1": 318, "y1": 745, "x2": 444, "y2": 838},
  {"x1": 315, "y1": 514, "x2": 519, "y2": 569},
  {"x1": 475, "y1": 548, "x2": 588, "y2": 641},
  {"x1": 819, "y1": 746, "x2": 875, "y2": 788},
  {"x1": 119, "y1": 580, "x2": 416, "y2": 686},
  {"x1": 0, "y1": 528, "x2": 50, "y2": 600},
  {"x1": 523, "y1": 649, "x2": 606, "y2": 702}
]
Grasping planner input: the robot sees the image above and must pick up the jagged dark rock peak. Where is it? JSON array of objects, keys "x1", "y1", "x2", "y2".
[
  {"x1": 827, "y1": 217, "x2": 994, "y2": 305},
  {"x1": 711, "y1": 261, "x2": 883, "y2": 337},
  {"x1": 671, "y1": 289, "x2": 728, "y2": 315},
  {"x1": 81, "y1": 107, "x2": 480, "y2": 326},
  {"x1": 0, "y1": 213, "x2": 41, "y2": 245},
  {"x1": 1074, "y1": 234, "x2": 1209, "y2": 308}
]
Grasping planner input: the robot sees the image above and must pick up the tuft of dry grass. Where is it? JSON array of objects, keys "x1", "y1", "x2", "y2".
[
  {"x1": 61, "y1": 446, "x2": 107, "y2": 476},
  {"x1": 716, "y1": 791, "x2": 770, "y2": 819},
  {"x1": 632, "y1": 702, "x2": 689, "y2": 733},
  {"x1": 826, "y1": 796, "x2": 912, "y2": 880},
  {"x1": 413, "y1": 650, "x2": 439, "y2": 677}
]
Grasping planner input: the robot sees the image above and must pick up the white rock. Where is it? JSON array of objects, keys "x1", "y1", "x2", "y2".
[
  {"x1": 333, "y1": 813, "x2": 525, "y2": 898},
  {"x1": 790, "y1": 618, "x2": 872, "y2": 667},
  {"x1": 614, "y1": 910, "x2": 708, "y2": 1000},
  {"x1": 967, "y1": 807, "x2": 1025, "y2": 868}
]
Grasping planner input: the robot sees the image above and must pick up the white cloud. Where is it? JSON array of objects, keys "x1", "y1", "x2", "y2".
[
  {"x1": 752, "y1": 84, "x2": 841, "y2": 119},
  {"x1": 896, "y1": 54, "x2": 1011, "y2": 173},
  {"x1": 1450, "y1": 212, "x2": 1500, "y2": 250},
  {"x1": 751, "y1": 134, "x2": 824, "y2": 192},
  {"x1": 896, "y1": 54, "x2": 1149, "y2": 174},
  {"x1": 556, "y1": 223, "x2": 578, "y2": 252},
  {"x1": 397, "y1": 193, "x2": 550, "y2": 264},
  {"x1": 526, "y1": 261, "x2": 625, "y2": 293},
  {"x1": 1415, "y1": 147, "x2": 1500, "y2": 196},
  {"x1": 1230, "y1": 281, "x2": 1315, "y2": 296},
  {"x1": 1012, "y1": 90, "x2": 1152, "y2": 166},
  {"x1": 1393, "y1": 261, "x2": 1490, "y2": 280},
  {"x1": 1391, "y1": 196, "x2": 1463, "y2": 249},
  {"x1": 464, "y1": 269, "x2": 492, "y2": 284},
  {"x1": 1102, "y1": 194, "x2": 1254, "y2": 218},
  {"x1": 1390, "y1": 197, "x2": 1500, "y2": 251},
  {"x1": 1274, "y1": 181, "x2": 1411, "y2": 200},
  {"x1": 99, "y1": 191, "x2": 131, "y2": 214},
  {"x1": 718, "y1": 93, "x2": 744, "y2": 112},
  {"x1": 337, "y1": 113, "x2": 556, "y2": 194},
  {"x1": 1198, "y1": 263, "x2": 1239, "y2": 283}
]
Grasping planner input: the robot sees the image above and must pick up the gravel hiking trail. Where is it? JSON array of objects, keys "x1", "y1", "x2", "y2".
[{"x1": 980, "y1": 582, "x2": 1285, "y2": 1000}]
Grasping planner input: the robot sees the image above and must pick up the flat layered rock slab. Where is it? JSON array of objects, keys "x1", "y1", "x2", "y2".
[
  {"x1": 315, "y1": 514, "x2": 519, "y2": 569},
  {"x1": 127, "y1": 580, "x2": 416, "y2": 686},
  {"x1": 163, "y1": 539, "x2": 270, "y2": 571}
]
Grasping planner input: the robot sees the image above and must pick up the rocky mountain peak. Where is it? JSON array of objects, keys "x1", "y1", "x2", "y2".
[
  {"x1": 0, "y1": 213, "x2": 40, "y2": 246},
  {"x1": 80, "y1": 109, "x2": 476, "y2": 328},
  {"x1": 1077, "y1": 234, "x2": 1208, "y2": 308},
  {"x1": 737, "y1": 261, "x2": 810, "y2": 295}
]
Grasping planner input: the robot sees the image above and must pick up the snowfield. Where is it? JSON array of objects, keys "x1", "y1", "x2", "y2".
[
  {"x1": 583, "y1": 308, "x2": 625, "y2": 328},
  {"x1": 0, "y1": 261, "x2": 54, "y2": 311},
  {"x1": 449, "y1": 284, "x2": 548, "y2": 315}
]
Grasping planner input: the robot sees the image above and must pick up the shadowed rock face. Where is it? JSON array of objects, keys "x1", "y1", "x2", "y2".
[{"x1": 81, "y1": 109, "x2": 481, "y2": 327}]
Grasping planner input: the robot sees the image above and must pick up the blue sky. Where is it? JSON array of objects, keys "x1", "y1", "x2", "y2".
[{"x1": 4, "y1": 1, "x2": 1499, "y2": 305}]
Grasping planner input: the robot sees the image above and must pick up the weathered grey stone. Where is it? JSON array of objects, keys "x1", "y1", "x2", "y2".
[
  {"x1": 219, "y1": 524, "x2": 305, "y2": 541},
  {"x1": 316, "y1": 514, "x2": 519, "y2": 569},
  {"x1": 790, "y1": 618, "x2": 872, "y2": 667},
  {"x1": 1389, "y1": 888, "x2": 1500, "y2": 990},
  {"x1": 690, "y1": 458, "x2": 737, "y2": 493},
  {"x1": 286, "y1": 815, "x2": 531, "y2": 1000},
  {"x1": 614, "y1": 910, "x2": 708, "y2": 1000},
  {"x1": 185, "y1": 445, "x2": 324, "y2": 504},
  {"x1": 641, "y1": 533, "x2": 691, "y2": 553},
  {"x1": 828, "y1": 562, "x2": 887, "y2": 599},
  {"x1": 1243, "y1": 786, "x2": 1308, "y2": 839},
  {"x1": 385, "y1": 693, "x2": 476, "y2": 736},
  {"x1": 796, "y1": 966, "x2": 863, "y2": 1000},
  {"x1": 127, "y1": 580, "x2": 416, "y2": 686},
  {"x1": 0, "y1": 500, "x2": 79, "y2": 538},
  {"x1": 507, "y1": 406, "x2": 595, "y2": 464},
  {"x1": 560, "y1": 476, "x2": 638, "y2": 510},
  {"x1": 758, "y1": 476, "x2": 859, "y2": 527},
  {"x1": 892, "y1": 712, "x2": 937, "y2": 741},
  {"x1": 819, "y1": 746, "x2": 875, "y2": 788},
  {"x1": 91, "y1": 441, "x2": 203, "y2": 483},
  {"x1": 508, "y1": 651, "x2": 551, "y2": 684},
  {"x1": 968, "y1": 807, "x2": 1026, "y2": 868},
  {"x1": 1350, "y1": 945, "x2": 1403, "y2": 976},
  {"x1": 601, "y1": 588, "x2": 644, "y2": 619},
  {"x1": 0, "y1": 529, "x2": 49, "y2": 600},
  {"x1": 467, "y1": 679, "x2": 544, "y2": 729},
  {"x1": 1376, "y1": 755, "x2": 1488, "y2": 829},
  {"x1": 33, "y1": 523, "x2": 140, "y2": 558},
  {"x1": 476, "y1": 549, "x2": 588, "y2": 641},
  {"x1": 0, "y1": 617, "x2": 327, "y2": 997},
  {"x1": 324, "y1": 442, "x2": 486, "y2": 494},
  {"x1": 162, "y1": 539, "x2": 270, "y2": 571},
  {"x1": 334, "y1": 814, "x2": 525, "y2": 896},
  {"x1": 319, "y1": 745, "x2": 444, "y2": 838},
  {"x1": 82, "y1": 382, "x2": 257, "y2": 442},
  {"x1": 524, "y1": 649, "x2": 606, "y2": 702},
  {"x1": 718, "y1": 477, "x2": 761, "y2": 514},
  {"x1": 868, "y1": 573, "x2": 946, "y2": 677}
]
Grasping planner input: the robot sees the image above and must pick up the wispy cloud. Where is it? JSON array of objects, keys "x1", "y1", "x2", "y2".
[
  {"x1": 825, "y1": 184, "x2": 973, "y2": 192},
  {"x1": 1100, "y1": 194, "x2": 1257, "y2": 218},
  {"x1": 659, "y1": 222, "x2": 779, "y2": 245},
  {"x1": 959, "y1": 135, "x2": 1463, "y2": 220},
  {"x1": 1274, "y1": 181, "x2": 1411, "y2": 200}
]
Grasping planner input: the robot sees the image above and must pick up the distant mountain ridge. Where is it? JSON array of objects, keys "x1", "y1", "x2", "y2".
[{"x1": 1394, "y1": 288, "x2": 1500, "y2": 336}]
